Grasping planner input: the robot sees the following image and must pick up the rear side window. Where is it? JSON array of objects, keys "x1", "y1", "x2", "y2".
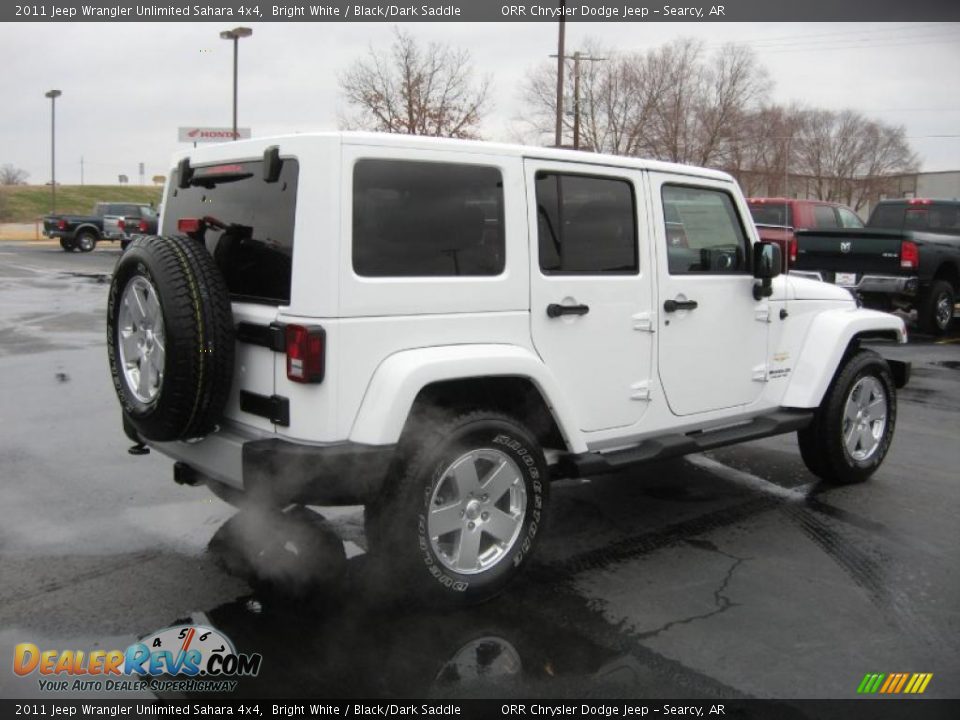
[
  {"x1": 162, "y1": 159, "x2": 298, "y2": 305},
  {"x1": 535, "y1": 172, "x2": 637, "y2": 274},
  {"x1": 813, "y1": 205, "x2": 839, "y2": 228},
  {"x1": 353, "y1": 159, "x2": 504, "y2": 277},
  {"x1": 662, "y1": 185, "x2": 749, "y2": 274}
]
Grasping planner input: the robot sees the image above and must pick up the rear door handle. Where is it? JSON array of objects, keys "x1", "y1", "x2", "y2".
[
  {"x1": 547, "y1": 303, "x2": 590, "y2": 318},
  {"x1": 663, "y1": 298, "x2": 698, "y2": 313}
]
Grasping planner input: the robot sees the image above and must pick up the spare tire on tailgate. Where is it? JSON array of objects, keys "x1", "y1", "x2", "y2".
[{"x1": 107, "y1": 235, "x2": 235, "y2": 441}]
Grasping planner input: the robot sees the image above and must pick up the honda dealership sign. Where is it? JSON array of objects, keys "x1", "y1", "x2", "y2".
[{"x1": 178, "y1": 126, "x2": 252, "y2": 143}]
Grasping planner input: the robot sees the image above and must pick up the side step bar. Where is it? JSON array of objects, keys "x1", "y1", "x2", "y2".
[{"x1": 557, "y1": 409, "x2": 814, "y2": 479}]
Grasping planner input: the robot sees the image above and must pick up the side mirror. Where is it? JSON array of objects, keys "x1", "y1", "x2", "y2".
[{"x1": 752, "y1": 242, "x2": 781, "y2": 300}]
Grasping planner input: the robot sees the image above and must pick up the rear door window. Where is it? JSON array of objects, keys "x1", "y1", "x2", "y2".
[
  {"x1": 161, "y1": 159, "x2": 299, "y2": 305},
  {"x1": 535, "y1": 172, "x2": 637, "y2": 274},
  {"x1": 813, "y1": 205, "x2": 839, "y2": 228},
  {"x1": 837, "y1": 207, "x2": 864, "y2": 228}
]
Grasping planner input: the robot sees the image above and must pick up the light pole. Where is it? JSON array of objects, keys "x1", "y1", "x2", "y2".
[
  {"x1": 45, "y1": 89, "x2": 62, "y2": 213},
  {"x1": 219, "y1": 26, "x2": 252, "y2": 140}
]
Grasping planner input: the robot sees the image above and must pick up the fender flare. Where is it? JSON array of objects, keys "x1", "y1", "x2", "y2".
[
  {"x1": 347, "y1": 344, "x2": 587, "y2": 452},
  {"x1": 780, "y1": 307, "x2": 906, "y2": 408},
  {"x1": 72, "y1": 223, "x2": 101, "y2": 239}
]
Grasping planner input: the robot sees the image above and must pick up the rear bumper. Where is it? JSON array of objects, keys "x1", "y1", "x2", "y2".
[
  {"x1": 790, "y1": 271, "x2": 919, "y2": 297},
  {"x1": 147, "y1": 422, "x2": 395, "y2": 506}
]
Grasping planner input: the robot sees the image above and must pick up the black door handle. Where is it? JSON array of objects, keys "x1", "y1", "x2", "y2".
[
  {"x1": 547, "y1": 303, "x2": 590, "y2": 318},
  {"x1": 663, "y1": 299, "x2": 698, "y2": 313}
]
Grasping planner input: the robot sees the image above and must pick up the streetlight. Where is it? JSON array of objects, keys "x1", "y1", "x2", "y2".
[
  {"x1": 44, "y1": 89, "x2": 62, "y2": 213},
  {"x1": 219, "y1": 26, "x2": 253, "y2": 141}
]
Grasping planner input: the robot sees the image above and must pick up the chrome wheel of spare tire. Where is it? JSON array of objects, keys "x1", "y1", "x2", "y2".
[
  {"x1": 118, "y1": 276, "x2": 165, "y2": 404},
  {"x1": 841, "y1": 376, "x2": 887, "y2": 462},
  {"x1": 428, "y1": 448, "x2": 527, "y2": 575}
]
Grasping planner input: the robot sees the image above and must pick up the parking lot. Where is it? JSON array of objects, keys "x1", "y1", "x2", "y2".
[{"x1": 0, "y1": 241, "x2": 958, "y2": 700}]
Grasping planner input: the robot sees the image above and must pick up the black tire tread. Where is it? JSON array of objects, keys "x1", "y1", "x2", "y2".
[
  {"x1": 107, "y1": 235, "x2": 234, "y2": 441},
  {"x1": 797, "y1": 349, "x2": 896, "y2": 485},
  {"x1": 918, "y1": 279, "x2": 955, "y2": 336},
  {"x1": 366, "y1": 409, "x2": 548, "y2": 605}
]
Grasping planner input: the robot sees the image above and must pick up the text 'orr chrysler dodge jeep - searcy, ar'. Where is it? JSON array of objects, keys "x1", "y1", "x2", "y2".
[{"x1": 107, "y1": 133, "x2": 910, "y2": 604}]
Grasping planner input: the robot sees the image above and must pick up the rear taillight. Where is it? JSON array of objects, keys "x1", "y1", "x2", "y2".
[
  {"x1": 118, "y1": 219, "x2": 125, "y2": 231},
  {"x1": 789, "y1": 236, "x2": 798, "y2": 266},
  {"x1": 900, "y1": 240, "x2": 919, "y2": 269},
  {"x1": 57, "y1": 219, "x2": 67, "y2": 230},
  {"x1": 285, "y1": 325, "x2": 325, "y2": 384},
  {"x1": 138, "y1": 219, "x2": 149, "y2": 233},
  {"x1": 177, "y1": 217, "x2": 201, "y2": 234}
]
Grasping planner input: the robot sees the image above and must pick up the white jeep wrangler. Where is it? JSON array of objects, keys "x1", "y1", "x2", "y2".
[{"x1": 107, "y1": 132, "x2": 910, "y2": 603}]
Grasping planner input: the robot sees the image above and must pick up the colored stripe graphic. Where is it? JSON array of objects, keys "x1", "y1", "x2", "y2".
[{"x1": 858, "y1": 672, "x2": 933, "y2": 694}]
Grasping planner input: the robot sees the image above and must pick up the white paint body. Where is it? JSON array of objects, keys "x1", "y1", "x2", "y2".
[{"x1": 156, "y1": 133, "x2": 907, "y2": 488}]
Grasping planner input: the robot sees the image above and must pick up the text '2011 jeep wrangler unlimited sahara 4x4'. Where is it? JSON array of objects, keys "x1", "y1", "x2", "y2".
[{"x1": 107, "y1": 133, "x2": 910, "y2": 604}]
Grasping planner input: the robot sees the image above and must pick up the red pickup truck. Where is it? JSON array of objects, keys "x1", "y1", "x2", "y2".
[{"x1": 747, "y1": 198, "x2": 864, "y2": 269}]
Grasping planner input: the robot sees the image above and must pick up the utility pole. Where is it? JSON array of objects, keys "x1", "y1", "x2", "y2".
[
  {"x1": 549, "y1": 50, "x2": 605, "y2": 150},
  {"x1": 80, "y1": 156, "x2": 84, "y2": 186},
  {"x1": 554, "y1": 0, "x2": 565, "y2": 148}
]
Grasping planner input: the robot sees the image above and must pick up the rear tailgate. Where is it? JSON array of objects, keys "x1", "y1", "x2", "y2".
[
  {"x1": 42, "y1": 217, "x2": 61, "y2": 235},
  {"x1": 160, "y1": 154, "x2": 299, "y2": 434},
  {"x1": 793, "y1": 228, "x2": 905, "y2": 287}
]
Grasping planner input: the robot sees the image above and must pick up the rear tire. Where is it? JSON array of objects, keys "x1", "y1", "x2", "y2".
[
  {"x1": 107, "y1": 235, "x2": 234, "y2": 441},
  {"x1": 59, "y1": 238, "x2": 76, "y2": 252},
  {"x1": 75, "y1": 230, "x2": 97, "y2": 252},
  {"x1": 918, "y1": 280, "x2": 955, "y2": 336},
  {"x1": 365, "y1": 411, "x2": 548, "y2": 605},
  {"x1": 797, "y1": 350, "x2": 896, "y2": 484}
]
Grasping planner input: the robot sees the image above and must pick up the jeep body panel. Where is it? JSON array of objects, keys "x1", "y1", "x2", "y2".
[
  {"x1": 348, "y1": 343, "x2": 586, "y2": 452},
  {"x1": 142, "y1": 132, "x2": 906, "y2": 507},
  {"x1": 780, "y1": 307, "x2": 906, "y2": 408}
]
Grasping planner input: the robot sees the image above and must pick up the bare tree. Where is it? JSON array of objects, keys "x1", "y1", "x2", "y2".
[
  {"x1": 792, "y1": 109, "x2": 917, "y2": 210},
  {"x1": 517, "y1": 38, "x2": 769, "y2": 166},
  {"x1": 724, "y1": 104, "x2": 805, "y2": 196},
  {"x1": 338, "y1": 28, "x2": 491, "y2": 139},
  {"x1": 518, "y1": 40, "x2": 660, "y2": 154},
  {"x1": 0, "y1": 164, "x2": 29, "y2": 185}
]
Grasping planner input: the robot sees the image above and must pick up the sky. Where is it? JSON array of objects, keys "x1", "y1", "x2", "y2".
[{"x1": 2, "y1": 20, "x2": 959, "y2": 186}]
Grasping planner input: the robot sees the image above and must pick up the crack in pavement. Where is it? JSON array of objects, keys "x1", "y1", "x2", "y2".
[{"x1": 635, "y1": 538, "x2": 747, "y2": 641}]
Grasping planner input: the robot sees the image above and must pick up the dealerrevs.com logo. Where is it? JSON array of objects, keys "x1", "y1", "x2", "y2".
[{"x1": 13, "y1": 625, "x2": 262, "y2": 693}]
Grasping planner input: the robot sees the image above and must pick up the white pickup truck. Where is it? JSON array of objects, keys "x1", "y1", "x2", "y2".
[{"x1": 106, "y1": 133, "x2": 910, "y2": 603}]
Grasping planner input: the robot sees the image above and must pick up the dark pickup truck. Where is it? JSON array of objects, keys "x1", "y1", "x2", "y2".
[
  {"x1": 117, "y1": 211, "x2": 159, "y2": 251},
  {"x1": 44, "y1": 202, "x2": 157, "y2": 252},
  {"x1": 793, "y1": 199, "x2": 960, "y2": 335}
]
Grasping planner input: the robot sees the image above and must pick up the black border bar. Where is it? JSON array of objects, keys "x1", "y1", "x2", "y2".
[{"x1": 6, "y1": 0, "x2": 960, "y2": 23}]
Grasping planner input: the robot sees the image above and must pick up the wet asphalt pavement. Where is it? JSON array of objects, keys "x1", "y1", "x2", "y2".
[{"x1": 1, "y1": 241, "x2": 958, "y2": 701}]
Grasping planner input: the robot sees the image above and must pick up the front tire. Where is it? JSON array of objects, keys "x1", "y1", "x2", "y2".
[
  {"x1": 918, "y1": 280, "x2": 955, "y2": 336},
  {"x1": 366, "y1": 411, "x2": 548, "y2": 605},
  {"x1": 797, "y1": 350, "x2": 896, "y2": 484}
]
